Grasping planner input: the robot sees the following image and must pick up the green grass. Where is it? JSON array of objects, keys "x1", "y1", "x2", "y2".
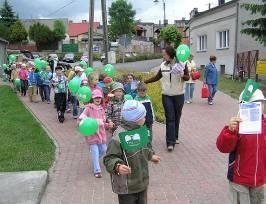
[
  {"x1": 217, "y1": 75, "x2": 246, "y2": 99},
  {"x1": 0, "y1": 85, "x2": 55, "y2": 172}
]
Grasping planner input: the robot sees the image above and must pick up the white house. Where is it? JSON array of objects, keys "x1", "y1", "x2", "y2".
[{"x1": 189, "y1": 0, "x2": 266, "y2": 76}]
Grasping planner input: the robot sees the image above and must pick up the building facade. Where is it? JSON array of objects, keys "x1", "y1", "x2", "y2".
[{"x1": 189, "y1": 0, "x2": 266, "y2": 75}]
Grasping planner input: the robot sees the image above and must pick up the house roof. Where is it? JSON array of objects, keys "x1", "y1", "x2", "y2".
[
  {"x1": 190, "y1": 0, "x2": 238, "y2": 22},
  {"x1": 0, "y1": 37, "x2": 8, "y2": 44},
  {"x1": 68, "y1": 21, "x2": 100, "y2": 37}
]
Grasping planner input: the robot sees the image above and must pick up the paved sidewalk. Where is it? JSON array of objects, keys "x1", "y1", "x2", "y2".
[{"x1": 19, "y1": 81, "x2": 239, "y2": 204}]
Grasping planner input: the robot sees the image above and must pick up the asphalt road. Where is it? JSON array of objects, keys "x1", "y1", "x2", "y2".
[{"x1": 71, "y1": 58, "x2": 163, "y2": 73}]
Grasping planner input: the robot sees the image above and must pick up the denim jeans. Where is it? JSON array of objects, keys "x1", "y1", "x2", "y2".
[
  {"x1": 43, "y1": 85, "x2": 50, "y2": 102},
  {"x1": 185, "y1": 83, "x2": 195, "y2": 102},
  {"x1": 39, "y1": 85, "x2": 45, "y2": 101},
  {"x1": 207, "y1": 84, "x2": 217, "y2": 103},
  {"x1": 90, "y1": 144, "x2": 107, "y2": 173},
  {"x1": 162, "y1": 94, "x2": 184, "y2": 146},
  {"x1": 72, "y1": 95, "x2": 79, "y2": 117}
]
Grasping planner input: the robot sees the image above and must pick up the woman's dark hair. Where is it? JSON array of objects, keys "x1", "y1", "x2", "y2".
[
  {"x1": 164, "y1": 46, "x2": 176, "y2": 60},
  {"x1": 210, "y1": 56, "x2": 217, "y2": 62}
]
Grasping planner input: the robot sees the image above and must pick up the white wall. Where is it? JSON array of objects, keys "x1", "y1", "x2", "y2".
[{"x1": 190, "y1": 3, "x2": 237, "y2": 74}]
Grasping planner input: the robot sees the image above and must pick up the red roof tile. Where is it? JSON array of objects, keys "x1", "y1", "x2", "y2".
[{"x1": 68, "y1": 21, "x2": 100, "y2": 37}]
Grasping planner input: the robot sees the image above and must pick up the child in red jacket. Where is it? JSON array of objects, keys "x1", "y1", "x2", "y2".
[{"x1": 216, "y1": 88, "x2": 266, "y2": 204}]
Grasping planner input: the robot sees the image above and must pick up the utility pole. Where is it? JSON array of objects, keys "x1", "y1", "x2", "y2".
[
  {"x1": 101, "y1": 0, "x2": 109, "y2": 64},
  {"x1": 163, "y1": 0, "x2": 166, "y2": 27},
  {"x1": 88, "y1": 0, "x2": 94, "y2": 67}
]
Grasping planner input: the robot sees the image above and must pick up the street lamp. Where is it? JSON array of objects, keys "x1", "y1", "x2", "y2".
[{"x1": 153, "y1": 0, "x2": 166, "y2": 26}]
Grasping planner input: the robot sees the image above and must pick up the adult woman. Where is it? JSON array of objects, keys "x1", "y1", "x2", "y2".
[
  {"x1": 204, "y1": 56, "x2": 218, "y2": 105},
  {"x1": 144, "y1": 46, "x2": 189, "y2": 151},
  {"x1": 124, "y1": 73, "x2": 138, "y2": 98},
  {"x1": 184, "y1": 55, "x2": 197, "y2": 104}
]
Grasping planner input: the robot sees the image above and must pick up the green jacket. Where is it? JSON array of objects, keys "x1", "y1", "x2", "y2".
[{"x1": 103, "y1": 122, "x2": 154, "y2": 194}]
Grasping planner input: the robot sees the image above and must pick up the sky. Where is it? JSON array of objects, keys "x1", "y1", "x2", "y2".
[{"x1": 0, "y1": 0, "x2": 224, "y2": 24}]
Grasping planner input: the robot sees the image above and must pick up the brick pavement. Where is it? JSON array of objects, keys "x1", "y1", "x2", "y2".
[{"x1": 18, "y1": 81, "x2": 241, "y2": 204}]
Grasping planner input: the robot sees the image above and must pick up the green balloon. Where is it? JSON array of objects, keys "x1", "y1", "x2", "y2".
[
  {"x1": 9, "y1": 54, "x2": 16, "y2": 63},
  {"x1": 85, "y1": 67, "x2": 94, "y2": 76},
  {"x1": 3, "y1": 64, "x2": 8, "y2": 70},
  {"x1": 124, "y1": 94, "x2": 133, "y2": 100},
  {"x1": 79, "y1": 117, "x2": 99, "y2": 136},
  {"x1": 176, "y1": 44, "x2": 190, "y2": 62},
  {"x1": 41, "y1": 60, "x2": 48, "y2": 69},
  {"x1": 14, "y1": 79, "x2": 21, "y2": 86},
  {"x1": 68, "y1": 79, "x2": 81, "y2": 94},
  {"x1": 80, "y1": 60, "x2": 88, "y2": 69},
  {"x1": 103, "y1": 64, "x2": 115, "y2": 77},
  {"x1": 34, "y1": 58, "x2": 42, "y2": 70},
  {"x1": 77, "y1": 86, "x2": 92, "y2": 102}
]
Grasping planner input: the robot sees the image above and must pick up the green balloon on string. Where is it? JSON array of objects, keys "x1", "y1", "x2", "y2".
[
  {"x1": 68, "y1": 78, "x2": 81, "y2": 94},
  {"x1": 77, "y1": 86, "x2": 92, "y2": 102},
  {"x1": 34, "y1": 58, "x2": 42, "y2": 70},
  {"x1": 41, "y1": 60, "x2": 48, "y2": 69},
  {"x1": 3, "y1": 64, "x2": 8, "y2": 70},
  {"x1": 14, "y1": 78, "x2": 21, "y2": 86},
  {"x1": 103, "y1": 64, "x2": 116, "y2": 77},
  {"x1": 8, "y1": 54, "x2": 16, "y2": 63},
  {"x1": 85, "y1": 67, "x2": 94, "y2": 76},
  {"x1": 176, "y1": 44, "x2": 190, "y2": 62},
  {"x1": 79, "y1": 117, "x2": 99, "y2": 136},
  {"x1": 124, "y1": 94, "x2": 133, "y2": 101},
  {"x1": 80, "y1": 60, "x2": 88, "y2": 69}
]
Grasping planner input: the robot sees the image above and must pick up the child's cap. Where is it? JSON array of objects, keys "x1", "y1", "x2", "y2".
[
  {"x1": 122, "y1": 100, "x2": 146, "y2": 122},
  {"x1": 103, "y1": 77, "x2": 113, "y2": 84},
  {"x1": 239, "y1": 89, "x2": 265, "y2": 103},
  {"x1": 74, "y1": 66, "x2": 84, "y2": 72},
  {"x1": 111, "y1": 82, "x2": 125, "y2": 93},
  {"x1": 239, "y1": 79, "x2": 265, "y2": 103},
  {"x1": 92, "y1": 89, "x2": 103, "y2": 99},
  {"x1": 81, "y1": 79, "x2": 88, "y2": 86},
  {"x1": 21, "y1": 63, "x2": 27, "y2": 68}
]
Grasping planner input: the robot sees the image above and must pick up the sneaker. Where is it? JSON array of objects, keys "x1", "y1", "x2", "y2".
[
  {"x1": 167, "y1": 145, "x2": 174, "y2": 152},
  {"x1": 66, "y1": 108, "x2": 71, "y2": 113},
  {"x1": 94, "y1": 173, "x2": 102, "y2": 178},
  {"x1": 175, "y1": 139, "x2": 180, "y2": 144},
  {"x1": 47, "y1": 101, "x2": 51, "y2": 104},
  {"x1": 208, "y1": 101, "x2": 213, "y2": 105},
  {"x1": 185, "y1": 101, "x2": 191, "y2": 104}
]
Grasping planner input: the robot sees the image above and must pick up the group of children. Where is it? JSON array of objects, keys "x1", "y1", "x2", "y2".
[
  {"x1": 9, "y1": 62, "x2": 53, "y2": 103},
  {"x1": 6, "y1": 58, "x2": 266, "y2": 204}
]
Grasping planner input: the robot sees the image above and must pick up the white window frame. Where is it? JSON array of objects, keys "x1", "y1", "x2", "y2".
[
  {"x1": 216, "y1": 30, "x2": 229, "y2": 49},
  {"x1": 197, "y1": 35, "x2": 207, "y2": 52}
]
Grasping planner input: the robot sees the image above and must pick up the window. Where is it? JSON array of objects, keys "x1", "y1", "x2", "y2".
[
  {"x1": 197, "y1": 35, "x2": 207, "y2": 51},
  {"x1": 216, "y1": 30, "x2": 229, "y2": 49}
]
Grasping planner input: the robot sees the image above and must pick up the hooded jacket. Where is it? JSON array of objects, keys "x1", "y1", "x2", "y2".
[
  {"x1": 216, "y1": 116, "x2": 266, "y2": 187},
  {"x1": 78, "y1": 103, "x2": 108, "y2": 145},
  {"x1": 103, "y1": 121, "x2": 154, "y2": 194}
]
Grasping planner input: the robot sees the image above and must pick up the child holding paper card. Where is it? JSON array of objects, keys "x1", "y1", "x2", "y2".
[
  {"x1": 216, "y1": 80, "x2": 266, "y2": 204},
  {"x1": 104, "y1": 100, "x2": 160, "y2": 204}
]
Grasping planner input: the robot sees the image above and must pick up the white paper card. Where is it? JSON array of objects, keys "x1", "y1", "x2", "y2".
[{"x1": 239, "y1": 102, "x2": 262, "y2": 134}]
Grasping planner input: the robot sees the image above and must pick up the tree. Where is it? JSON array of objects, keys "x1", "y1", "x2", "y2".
[
  {"x1": 53, "y1": 20, "x2": 66, "y2": 41},
  {"x1": 160, "y1": 25, "x2": 182, "y2": 48},
  {"x1": 108, "y1": 0, "x2": 136, "y2": 39},
  {"x1": 29, "y1": 23, "x2": 55, "y2": 51},
  {"x1": 0, "y1": 0, "x2": 17, "y2": 27},
  {"x1": 241, "y1": 0, "x2": 266, "y2": 45},
  {"x1": 0, "y1": 22, "x2": 9, "y2": 40},
  {"x1": 9, "y1": 20, "x2": 27, "y2": 43}
]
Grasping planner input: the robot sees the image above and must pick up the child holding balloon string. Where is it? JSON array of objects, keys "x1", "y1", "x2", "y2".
[{"x1": 78, "y1": 89, "x2": 113, "y2": 178}]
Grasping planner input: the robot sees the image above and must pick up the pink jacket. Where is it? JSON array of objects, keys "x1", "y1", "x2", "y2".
[
  {"x1": 18, "y1": 69, "x2": 28, "y2": 80},
  {"x1": 78, "y1": 103, "x2": 109, "y2": 145}
]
